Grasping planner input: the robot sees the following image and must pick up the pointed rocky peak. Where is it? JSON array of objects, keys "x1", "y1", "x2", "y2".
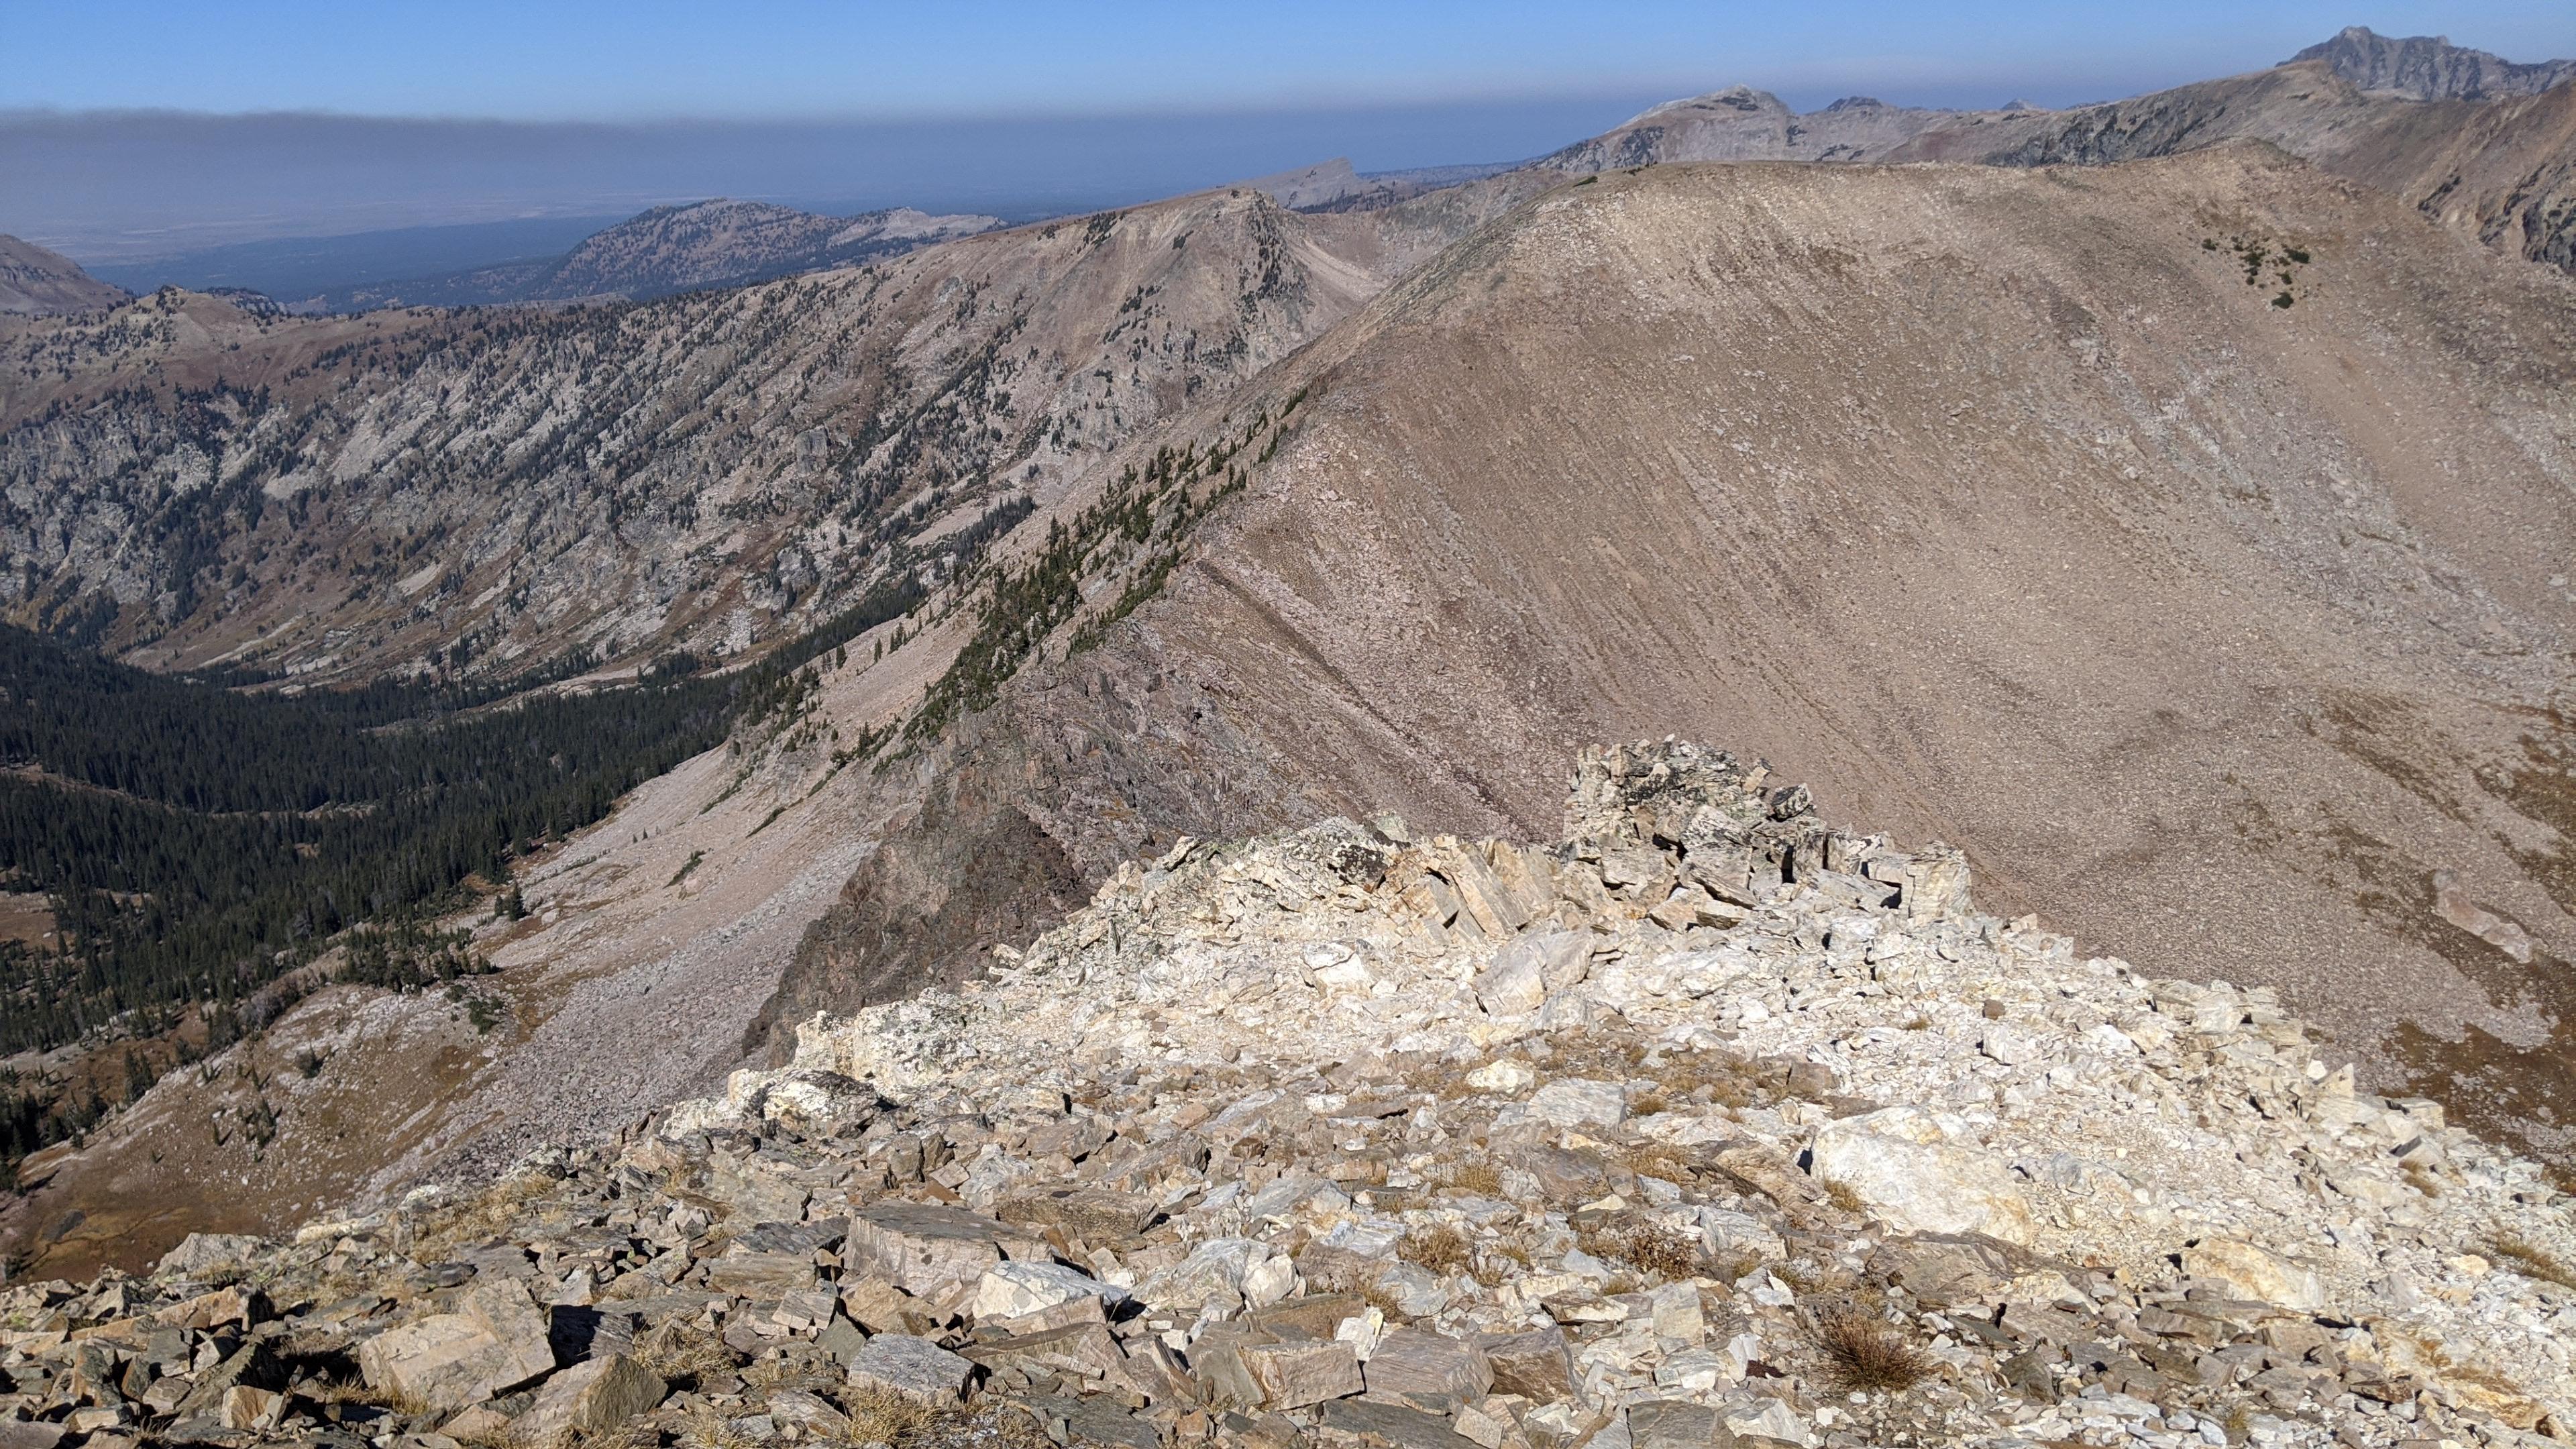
[{"x1": 2287, "y1": 25, "x2": 2576, "y2": 101}]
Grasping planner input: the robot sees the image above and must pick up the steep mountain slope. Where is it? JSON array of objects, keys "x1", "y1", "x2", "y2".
[
  {"x1": 788, "y1": 146, "x2": 2576, "y2": 1171},
  {"x1": 0, "y1": 186, "x2": 1493, "y2": 684},
  {"x1": 319, "y1": 199, "x2": 1002, "y2": 309},
  {"x1": 0, "y1": 235, "x2": 128, "y2": 316},
  {"x1": 0, "y1": 180, "x2": 1538, "y2": 1273}
]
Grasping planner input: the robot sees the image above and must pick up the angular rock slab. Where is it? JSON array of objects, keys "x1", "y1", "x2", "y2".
[
  {"x1": 1479, "y1": 1326, "x2": 1574, "y2": 1403},
  {"x1": 1626, "y1": 1399, "x2": 1725, "y2": 1449},
  {"x1": 358, "y1": 1280, "x2": 556, "y2": 1413},
  {"x1": 847, "y1": 1200, "x2": 1026, "y2": 1294},
  {"x1": 512, "y1": 1354, "x2": 666, "y2": 1445},
  {"x1": 1319, "y1": 1397, "x2": 1482, "y2": 1449},
  {"x1": 848, "y1": 1333, "x2": 976, "y2": 1404},
  {"x1": 1361, "y1": 1329, "x2": 1493, "y2": 1413},
  {"x1": 1241, "y1": 1338, "x2": 1364, "y2": 1410}
]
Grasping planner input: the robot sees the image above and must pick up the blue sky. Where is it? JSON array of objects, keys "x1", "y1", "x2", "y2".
[{"x1": 13, "y1": 1, "x2": 2574, "y2": 120}]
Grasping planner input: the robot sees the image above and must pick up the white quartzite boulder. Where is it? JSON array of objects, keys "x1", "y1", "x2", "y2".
[
  {"x1": 1527, "y1": 1079, "x2": 1625, "y2": 1130},
  {"x1": 2180, "y1": 1237, "x2": 2327, "y2": 1312},
  {"x1": 156, "y1": 1233, "x2": 267, "y2": 1277},
  {"x1": 970, "y1": 1260, "x2": 1130, "y2": 1321},
  {"x1": 1808, "y1": 1108, "x2": 2035, "y2": 1246}
]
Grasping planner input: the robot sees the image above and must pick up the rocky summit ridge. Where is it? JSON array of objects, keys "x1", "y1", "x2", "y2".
[{"x1": 7, "y1": 743, "x2": 2572, "y2": 1449}]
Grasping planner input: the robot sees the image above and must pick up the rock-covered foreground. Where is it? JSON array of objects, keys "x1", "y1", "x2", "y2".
[{"x1": 7, "y1": 743, "x2": 2574, "y2": 1449}]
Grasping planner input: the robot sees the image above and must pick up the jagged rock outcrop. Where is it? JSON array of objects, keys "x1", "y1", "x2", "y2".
[
  {"x1": 2289, "y1": 27, "x2": 2576, "y2": 101},
  {"x1": 5, "y1": 743, "x2": 2570, "y2": 1449}
]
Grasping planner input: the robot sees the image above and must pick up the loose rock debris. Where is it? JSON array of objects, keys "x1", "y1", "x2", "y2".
[{"x1": 5, "y1": 743, "x2": 2572, "y2": 1449}]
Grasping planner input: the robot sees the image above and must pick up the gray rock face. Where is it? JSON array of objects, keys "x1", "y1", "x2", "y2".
[
  {"x1": 2288, "y1": 25, "x2": 2576, "y2": 100},
  {"x1": 846, "y1": 1334, "x2": 975, "y2": 1405},
  {"x1": 845, "y1": 1201, "x2": 1022, "y2": 1294},
  {"x1": 511, "y1": 1354, "x2": 666, "y2": 1445}
]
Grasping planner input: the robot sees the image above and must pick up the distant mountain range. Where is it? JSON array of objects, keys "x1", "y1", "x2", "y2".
[
  {"x1": 1230, "y1": 28, "x2": 2576, "y2": 279},
  {"x1": 0, "y1": 235, "x2": 127, "y2": 316},
  {"x1": 1493, "y1": 25, "x2": 2576, "y2": 279},
  {"x1": 306, "y1": 199, "x2": 1002, "y2": 310}
]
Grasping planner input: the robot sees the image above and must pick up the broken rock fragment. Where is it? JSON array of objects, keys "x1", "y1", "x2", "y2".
[
  {"x1": 356, "y1": 1279, "x2": 555, "y2": 1412},
  {"x1": 847, "y1": 1333, "x2": 976, "y2": 1404}
]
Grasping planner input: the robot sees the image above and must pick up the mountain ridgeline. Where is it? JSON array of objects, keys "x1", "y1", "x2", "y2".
[
  {"x1": 307, "y1": 200, "x2": 1004, "y2": 311},
  {"x1": 1, "y1": 25, "x2": 2573, "y2": 1281}
]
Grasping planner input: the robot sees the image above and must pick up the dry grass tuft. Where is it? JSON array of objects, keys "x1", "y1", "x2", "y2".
[
  {"x1": 305, "y1": 1376, "x2": 430, "y2": 1416},
  {"x1": 1575, "y1": 1221, "x2": 1704, "y2": 1284},
  {"x1": 2402, "y1": 1159, "x2": 2444, "y2": 1199},
  {"x1": 1399, "y1": 1224, "x2": 1474, "y2": 1276},
  {"x1": 1465, "y1": 1236, "x2": 1532, "y2": 1289},
  {"x1": 1617, "y1": 1224, "x2": 1704, "y2": 1282},
  {"x1": 1815, "y1": 1308, "x2": 1931, "y2": 1391},
  {"x1": 678, "y1": 1405, "x2": 763, "y2": 1449},
  {"x1": 409, "y1": 1173, "x2": 557, "y2": 1260},
  {"x1": 1446, "y1": 1161, "x2": 1503, "y2": 1196},
  {"x1": 833, "y1": 1385, "x2": 944, "y2": 1448},
  {"x1": 1621, "y1": 1144, "x2": 1694, "y2": 1183},
  {"x1": 1628, "y1": 1091, "x2": 1670, "y2": 1118},
  {"x1": 635, "y1": 1320, "x2": 743, "y2": 1391},
  {"x1": 1821, "y1": 1179, "x2": 1868, "y2": 1215},
  {"x1": 1361, "y1": 1282, "x2": 1412, "y2": 1323},
  {"x1": 582, "y1": 1422, "x2": 666, "y2": 1449},
  {"x1": 2485, "y1": 1235, "x2": 2576, "y2": 1290},
  {"x1": 743, "y1": 1344, "x2": 841, "y2": 1394}
]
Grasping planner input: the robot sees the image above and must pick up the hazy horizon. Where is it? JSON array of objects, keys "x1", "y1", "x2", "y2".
[{"x1": 8, "y1": 0, "x2": 2573, "y2": 268}]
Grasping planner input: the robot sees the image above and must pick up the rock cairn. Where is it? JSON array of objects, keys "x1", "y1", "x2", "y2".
[{"x1": 5, "y1": 743, "x2": 2573, "y2": 1449}]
